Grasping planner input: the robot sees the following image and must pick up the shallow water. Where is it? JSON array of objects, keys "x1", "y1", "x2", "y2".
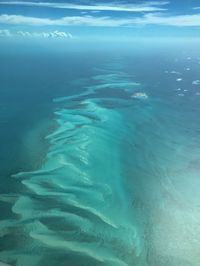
[{"x1": 1, "y1": 44, "x2": 200, "y2": 265}]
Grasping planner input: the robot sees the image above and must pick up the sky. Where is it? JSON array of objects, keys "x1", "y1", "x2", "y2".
[{"x1": 0, "y1": 0, "x2": 200, "y2": 40}]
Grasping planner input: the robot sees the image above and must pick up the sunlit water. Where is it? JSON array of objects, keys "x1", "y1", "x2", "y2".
[{"x1": 0, "y1": 43, "x2": 200, "y2": 266}]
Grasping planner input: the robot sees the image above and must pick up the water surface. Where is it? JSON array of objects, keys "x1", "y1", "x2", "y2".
[{"x1": 0, "y1": 43, "x2": 200, "y2": 265}]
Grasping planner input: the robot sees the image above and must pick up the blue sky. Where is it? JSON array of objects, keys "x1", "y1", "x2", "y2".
[{"x1": 0, "y1": 0, "x2": 200, "y2": 40}]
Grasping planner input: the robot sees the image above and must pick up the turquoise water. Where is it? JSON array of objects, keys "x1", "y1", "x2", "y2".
[{"x1": 1, "y1": 43, "x2": 200, "y2": 265}]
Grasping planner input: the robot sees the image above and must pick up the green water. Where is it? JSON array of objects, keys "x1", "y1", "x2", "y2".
[{"x1": 1, "y1": 45, "x2": 200, "y2": 265}]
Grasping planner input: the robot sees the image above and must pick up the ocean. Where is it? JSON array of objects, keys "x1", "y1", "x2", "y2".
[{"x1": 0, "y1": 40, "x2": 200, "y2": 266}]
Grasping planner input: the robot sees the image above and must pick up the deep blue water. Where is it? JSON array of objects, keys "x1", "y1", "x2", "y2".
[{"x1": 0, "y1": 42, "x2": 200, "y2": 266}]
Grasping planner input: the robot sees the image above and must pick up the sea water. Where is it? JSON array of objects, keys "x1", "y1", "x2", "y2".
[{"x1": 0, "y1": 41, "x2": 200, "y2": 266}]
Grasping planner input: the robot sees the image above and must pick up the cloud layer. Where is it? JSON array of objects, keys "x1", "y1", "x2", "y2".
[
  {"x1": 0, "y1": 1, "x2": 169, "y2": 12},
  {"x1": 134, "y1": 13, "x2": 200, "y2": 26},
  {"x1": 0, "y1": 14, "x2": 132, "y2": 27},
  {"x1": 1, "y1": 13, "x2": 200, "y2": 27}
]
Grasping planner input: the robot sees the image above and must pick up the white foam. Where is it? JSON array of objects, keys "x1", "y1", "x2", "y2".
[
  {"x1": 131, "y1": 92, "x2": 148, "y2": 100},
  {"x1": 192, "y1": 80, "x2": 200, "y2": 85},
  {"x1": 170, "y1": 71, "x2": 181, "y2": 75}
]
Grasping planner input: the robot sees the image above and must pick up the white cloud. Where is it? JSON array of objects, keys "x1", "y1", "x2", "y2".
[
  {"x1": 0, "y1": 14, "x2": 54, "y2": 26},
  {"x1": 17, "y1": 31, "x2": 31, "y2": 37},
  {"x1": 80, "y1": 11, "x2": 89, "y2": 15},
  {"x1": 51, "y1": 31, "x2": 73, "y2": 38},
  {"x1": 0, "y1": 29, "x2": 12, "y2": 36},
  {"x1": 134, "y1": 13, "x2": 200, "y2": 26},
  {"x1": 0, "y1": 1, "x2": 169, "y2": 12},
  {"x1": 0, "y1": 14, "x2": 132, "y2": 27},
  {"x1": 1, "y1": 13, "x2": 200, "y2": 27},
  {"x1": 27, "y1": 30, "x2": 73, "y2": 38},
  {"x1": 0, "y1": 29, "x2": 73, "y2": 38},
  {"x1": 90, "y1": 11, "x2": 101, "y2": 14}
]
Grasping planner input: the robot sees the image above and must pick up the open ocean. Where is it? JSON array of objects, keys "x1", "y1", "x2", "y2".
[{"x1": 0, "y1": 41, "x2": 200, "y2": 266}]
